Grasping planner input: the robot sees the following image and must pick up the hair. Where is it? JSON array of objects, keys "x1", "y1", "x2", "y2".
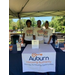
[
  {"x1": 26, "y1": 20, "x2": 31, "y2": 25},
  {"x1": 45, "y1": 21, "x2": 49, "y2": 25},
  {"x1": 37, "y1": 20, "x2": 41, "y2": 23}
]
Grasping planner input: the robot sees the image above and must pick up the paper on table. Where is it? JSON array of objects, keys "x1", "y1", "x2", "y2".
[
  {"x1": 32, "y1": 40, "x2": 39, "y2": 49},
  {"x1": 17, "y1": 43, "x2": 21, "y2": 51}
]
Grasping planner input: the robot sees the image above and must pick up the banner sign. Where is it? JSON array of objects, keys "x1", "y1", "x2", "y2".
[{"x1": 22, "y1": 45, "x2": 56, "y2": 73}]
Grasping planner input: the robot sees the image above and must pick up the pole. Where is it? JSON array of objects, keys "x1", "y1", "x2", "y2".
[
  {"x1": 19, "y1": 18, "x2": 22, "y2": 35},
  {"x1": 18, "y1": 13, "x2": 22, "y2": 36}
]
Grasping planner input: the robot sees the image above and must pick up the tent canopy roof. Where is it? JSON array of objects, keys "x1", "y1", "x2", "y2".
[{"x1": 9, "y1": 0, "x2": 65, "y2": 19}]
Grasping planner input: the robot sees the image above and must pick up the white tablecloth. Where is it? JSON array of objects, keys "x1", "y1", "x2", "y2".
[{"x1": 22, "y1": 44, "x2": 56, "y2": 73}]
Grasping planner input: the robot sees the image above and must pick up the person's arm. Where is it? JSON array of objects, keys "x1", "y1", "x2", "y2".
[
  {"x1": 22, "y1": 28, "x2": 25, "y2": 43},
  {"x1": 47, "y1": 29, "x2": 53, "y2": 44},
  {"x1": 47, "y1": 35, "x2": 52, "y2": 44},
  {"x1": 23, "y1": 33, "x2": 25, "y2": 43},
  {"x1": 33, "y1": 35, "x2": 35, "y2": 40},
  {"x1": 33, "y1": 28, "x2": 36, "y2": 40}
]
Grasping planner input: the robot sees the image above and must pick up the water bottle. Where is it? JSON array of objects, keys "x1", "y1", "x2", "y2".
[
  {"x1": 16, "y1": 40, "x2": 18, "y2": 45},
  {"x1": 57, "y1": 40, "x2": 59, "y2": 48},
  {"x1": 55, "y1": 40, "x2": 59, "y2": 48},
  {"x1": 16, "y1": 40, "x2": 21, "y2": 51}
]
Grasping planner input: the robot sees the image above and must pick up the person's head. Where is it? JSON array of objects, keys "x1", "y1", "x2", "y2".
[
  {"x1": 37, "y1": 20, "x2": 41, "y2": 28},
  {"x1": 26, "y1": 20, "x2": 31, "y2": 27},
  {"x1": 45, "y1": 21, "x2": 49, "y2": 29}
]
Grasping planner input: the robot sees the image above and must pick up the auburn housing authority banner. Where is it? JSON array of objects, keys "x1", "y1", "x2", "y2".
[{"x1": 22, "y1": 44, "x2": 56, "y2": 73}]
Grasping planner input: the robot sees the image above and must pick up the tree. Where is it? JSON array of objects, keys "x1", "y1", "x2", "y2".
[
  {"x1": 9, "y1": 19, "x2": 13, "y2": 30},
  {"x1": 49, "y1": 16, "x2": 65, "y2": 33},
  {"x1": 9, "y1": 19, "x2": 13, "y2": 26},
  {"x1": 17, "y1": 19, "x2": 27, "y2": 29},
  {"x1": 41, "y1": 20, "x2": 45, "y2": 27},
  {"x1": 9, "y1": 16, "x2": 65, "y2": 33},
  {"x1": 51, "y1": 16, "x2": 55, "y2": 20},
  {"x1": 22, "y1": 19, "x2": 27, "y2": 27},
  {"x1": 10, "y1": 22, "x2": 18, "y2": 30},
  {"x1": 30, "y1": 17, "x2": 37, "y2": 27},
  {"x1": 57, "y1": 16, "x2": 65, "y2": 26}
]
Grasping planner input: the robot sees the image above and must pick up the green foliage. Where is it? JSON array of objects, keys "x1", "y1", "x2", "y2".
[
  {"x1": 49, "y1": 16, "x2": 65, "y2": 33},
  {"x1": 17, "y1": 19, "x2": 27, "y2": 29},
  {"x1": 9, "y1": 19, "x2": 13, "y2": 27},
  {"x1": 30, "y1": 17, "x2": 37, "y2": 27},
  {"x1": 9, "y1": 16, "x2": 65, "y2": 33},
  {"x1": 9, "y1": 19, "x2": 13, "y2": 29},
  {"x1": 9, "y1": 27, "x2": 13, "y2": 30},
  {"x1": 41, "y1": 20, "x2": 45, "y2": 27}
]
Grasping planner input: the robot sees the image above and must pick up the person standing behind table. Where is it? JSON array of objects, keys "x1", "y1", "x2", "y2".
[
  {"x1": 44, "y1": 21, "x2": 53, "y2": 44},
  {"x1": 33, "y1": 20, "x2": 44, "y2": 44},
  {"x1": 23, "y1": 20, "x2": 33, "y2": 46}
]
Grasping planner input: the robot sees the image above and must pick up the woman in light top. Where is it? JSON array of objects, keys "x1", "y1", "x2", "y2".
[
  {"x1": 44, "y1": 21, "x2": 53, "y2": 44},
  {"x1": 23, "y1": 20, "x2": 33, "y2": 46},
  {"x1": 33, "y1": 20, "x2": 44, "y2": 44}
]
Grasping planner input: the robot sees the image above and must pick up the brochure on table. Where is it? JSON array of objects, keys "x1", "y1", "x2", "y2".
[
  {"x1": 17, "y1": 43, "x2": 21, "y2": 51},
  {"x1": 32, "y1": 40, "x2": 39, "y2": 49}
]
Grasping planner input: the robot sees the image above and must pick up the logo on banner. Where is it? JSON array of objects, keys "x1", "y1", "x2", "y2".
[{"x1": 29, "y1": 53, "x2": 49, "y2": 61}]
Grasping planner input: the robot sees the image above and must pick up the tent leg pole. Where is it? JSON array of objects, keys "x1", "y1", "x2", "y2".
[{"x1": 19, "y1": 18, "x2": 22, "y2": 35}]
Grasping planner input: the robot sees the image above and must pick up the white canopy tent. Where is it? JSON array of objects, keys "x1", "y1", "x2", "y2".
[
  {"x1": 9, "y1": 0, "x2": 65, "y2": 19},
  {"x1": 9, "y1": 0, "x2": 65, "y2": 34}
]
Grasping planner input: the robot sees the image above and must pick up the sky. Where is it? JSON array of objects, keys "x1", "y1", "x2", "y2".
[{"x1": 13, "y1": 16, "x2": 52, "y2": 22}]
